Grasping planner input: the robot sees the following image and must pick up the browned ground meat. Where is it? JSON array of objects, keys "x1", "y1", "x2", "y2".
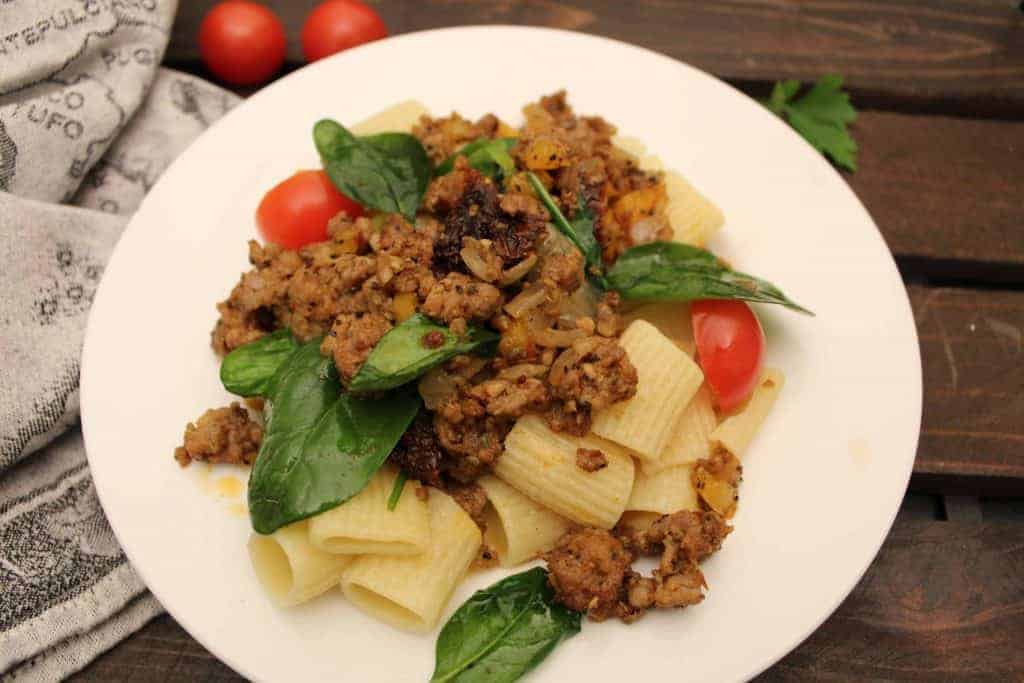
[
  {"x1": 412, "y1": 112, "x2": 500, "y2": 165},
  {"x1": 545, "y1": 528, "x2": 633, "y2": 620},
  {"x1": 548, "y1": 336, "x2": 638, "y2": 412},
  {"x1": 648, "y1": 510, "x2": 732, "y2": 563},
  {"x1": 433, "y1": 391, "x2": 512, "y2": 482},
  {"x1": 465, "y1": 376, "x2": 549, "y2": 418},
  {"x1": 543, "y1": 402, "x2": 592, "y2": 436},
  {"x1": 444, "y1": 482, "x2": 489, "y2": 530},
  {"x1": 321, "y1": 312, "x2": 392, "y2": 381},
  {"x1": 426, "y1": 159, "x2": 546, "y2": 274},
  {"x1": 174, "y1": 403, "x2": 262, "y2": 467},
  {"x1": 595, "y1": 291, "x2": 623, "y2": 337},
  {"x1": 388, "y1": 411, "x2": 446, "y2": 487},
  {"x1": 538, "y1": 249, "x2": 584, "y2": 291},
  {"x1": 421, "y1": 273, "x2": 503, "y2": 323},
  {"x1": 575, "y1": 447, "x2": 607, "y2": 472}
]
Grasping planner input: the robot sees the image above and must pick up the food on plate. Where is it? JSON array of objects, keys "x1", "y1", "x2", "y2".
[
  {"x1": 174, "y1": 92, "x2": 808, "y2": 679},
  {"x1": 198, "y1": 1, "x2": 286, "y2": 86},
  {"x1": 301, "y1": 0, "x2": 389, "y2": 63}
]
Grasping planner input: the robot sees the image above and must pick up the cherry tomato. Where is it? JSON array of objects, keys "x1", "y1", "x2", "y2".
[
  {"x1": 199, "y1": 2, "x2": 286, "y2": 86},
  {"x1": 301, "y1": 0, "x2": 388, "y2": 63},
  {"x1": 256, "y1": 170, "x2": 363, "y2": 249},
  {"x1": 691, "y1": 300, "x2": 766, "y2": 414}
]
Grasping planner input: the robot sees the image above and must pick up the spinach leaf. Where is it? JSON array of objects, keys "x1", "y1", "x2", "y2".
[
  {"x1": 348, "y1": 314, "x2": 499, "y2": 394},
  {"x1": 606, "y1": 241, "x2": 812, "y2": 314},
  {"x1": 525, "y1": 172, "x2": 603, "y2": 277},
  {"x1": 386, "y1": 471, "x2": 408, "y2": 511},
  {"x1": 314, "y1": 119, "x2": 431, "y2": 221},
  {"x1": 219, "y1": 330, "x2": 299, "y2": 398},
  {"x1": 247, "y1": 339, "x2": 421, "y2": 534},
  {"x1": 431, "y1": 567, "x2": 581, "y2": 683},
  {"x1": 436, "y1": 138, "x2": 517, "y2": 181}
]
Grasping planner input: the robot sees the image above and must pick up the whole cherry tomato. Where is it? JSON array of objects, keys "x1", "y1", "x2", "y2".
[
  {"x1": 301, "y1": 0, "x2": 388, "y2": 63},
  {"x1": 256, "y1": 170, "x2": 363, "y2": 249},
  {"x1": 691, "y1": 300, "x2": 766, "y2": 413},
  {"x1": 199, "y1": 1, "x2": 286, "y2": 86}
]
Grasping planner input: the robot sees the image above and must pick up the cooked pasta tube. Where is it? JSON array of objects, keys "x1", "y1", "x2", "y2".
[
  {"x1": 664, "y1": 170, "x2": 724, "y2": 247},
  {"x1": 350, "y1": 100, "x2": 430, "y2": 135},
  {"x1": 627, "y1": 464, "x2": 699, "y2": 515},
  {"x1": 645, "y1": 385, "x2": 717, "y2": 475},
  {"x1": 478, "y1": 475, "x2": 571, "y2": 566},
  {"x1": 308, "y1": 465, "x2": 429, "y2": 556},
  {"x1": 622, "y1": 302, "x2": 696, "y2": 356},
  {"x1": 247, "y1": 520, "x2": 353, "y2": 607},
  {"x1": 592, "y1": 320, "x2": 704, "y2": 461},
  {"x1": 496, "y1": 415, "x2": 634, "y2": 529},
  {"x1": 711, "y1": 368, "x2": 785, "y2": 457},
  {"x1": 340, "y1": 490, "x2": 480, "y2": 633}
]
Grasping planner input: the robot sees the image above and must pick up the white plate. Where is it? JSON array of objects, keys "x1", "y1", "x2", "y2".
[{"x1": 81, "y1": 26, "x2": 921, "y2": 683}]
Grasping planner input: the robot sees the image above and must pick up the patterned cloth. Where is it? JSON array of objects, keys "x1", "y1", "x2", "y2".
[{"x1": 0, "y1": 2, "x2": 239, "y2": 679}]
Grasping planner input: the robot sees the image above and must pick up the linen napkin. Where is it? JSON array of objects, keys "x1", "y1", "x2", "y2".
[{"x1": 0, "y1": 1, "x2": 240, "y2": 679}]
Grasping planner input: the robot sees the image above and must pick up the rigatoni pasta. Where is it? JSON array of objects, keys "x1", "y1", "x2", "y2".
[
  {"x1": 622, "y1": 302, "x2": 696, "y2": 356},
  {"x1": 350, "y1": 100, "x2": 430, "y2": 135},
  {"x1": 478, "y1": 475, "x2": 572, "y2": 566},
  {"x1": 496, "y1": 415, "x2": 635, "y2": 529},
  {"x1": 592, "y1": 320, "x2": 704, "y2": 461},
  {"x1": 627, "y1": 465, "x2": 699, "y2": 515},
  {"x1": 711, "y1": 369, "x2": 785, "y2": 457},
  {"x1": 308, "y1": 465, "x2": 429, "y2": 556},
  {"x1": 340, "y1": 490, "x2": 480, "y2": 633},
  {"x1": 646, "y1": 385, "x2": 717, "y2": 474},
  {"x1": 664, "y1": 170, "x2": 725, "y2": 248},
  {"x1": 247, "y1": 520, "x2": 352, "y2": 607}
]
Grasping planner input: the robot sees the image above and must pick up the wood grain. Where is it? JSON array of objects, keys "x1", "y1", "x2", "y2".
[
  {"x1": 169, "y1": 0, "x2": 1024, "y2": 116},
  {"x1": 71, "y1": 518, "x2": 1024, "y2": 682},
  {"x1": 910, "y1": 285, "x2": 1024, "y2": 495}
]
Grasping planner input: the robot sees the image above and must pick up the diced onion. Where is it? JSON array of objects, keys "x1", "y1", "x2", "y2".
[
  {"x1": 534, "y1": 327, "x2": 587, "y2": 348},
  {"x1": 498, "y1": 255, "x2": 538, "y2": 286},
  {"x1": 418, "y1": 368, "x2": 458, "y2": 410},
  {"x1": 504, "y1": 283, "x2": 548, "y2": 318}
]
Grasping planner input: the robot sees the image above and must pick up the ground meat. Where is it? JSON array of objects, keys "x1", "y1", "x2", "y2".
[
  {"x1": 539, "y1": 249, "x2": 584, "y2": 292},
  {"x1": 575, "y1": 447, "x2": 607, "y2": 472},
  {"x1": 368, "y1": 213, "x2": 434, "y2": 264},
  {"x1": 321, "y1": 312, "x2": 392, "y2": 380},
  {"x1": 466, "y1": 376, "x2": 550, "y2": 418},
  {"x1": 625, "y1": 562, "x2": 706, "y2": 613},
  {"x1": 421, "y1": 273, "x2": 503, "y2": 323},
  {"x1": 433, "y1": 392, "x2": 512, "y2": 482},
  {"x1": 595, "y1": 291, "x2": 622, "y2": 337},
  {"x1": 174, "y1": 403, "x2": 262, "y2": 467},
  {"x1": 388, "y1": 411, "x2": 446, "y2": 487},
  {"x1": 444, "y1": 482, "x2": 489, "y2": 530},
  {"x1": 545, "y1": 528, "x2": 633, "y2": 620},
  {"x1": 647, "y1": 510, "x2": 733, "y2": 564},
  {"x1": 412, "y1": 112, "x2": 500, "y2": 165},
  {"x1": 543, "y1": 402, "x2": 592, "y2": 436},
  {"x1": 548, "y1": 336, "x2": 637, "y2": 412},
  {"x1": 426, "y1": 159, "x2": 546, "y2": 274}
]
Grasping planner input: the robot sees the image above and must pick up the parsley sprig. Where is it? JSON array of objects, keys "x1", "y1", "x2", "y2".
[{"x1": 764, "y1": 74, "x2": 858, "y2": 171}]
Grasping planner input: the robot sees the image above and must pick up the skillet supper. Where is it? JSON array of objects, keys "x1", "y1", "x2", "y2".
[{"x1": 174, "y1": 92, "x2": 809, "y2": 681}]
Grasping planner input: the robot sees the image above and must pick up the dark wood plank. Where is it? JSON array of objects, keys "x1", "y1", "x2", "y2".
[
  {"x1": 73, "y1": 517, "x2": 1024, "y2": 682},
  {"x1": 909, "y1": 285, "x2": 1024, "y2": 495},
  {"x1": 169, "y1": 1, "x2": 1024, "y2": 116},
  {"x1": 853, "y1": 112, "x2": 1024, "y2": 282},
  {"x1": 758, "y1": 519, "x2": 1024, "y2": 681}
]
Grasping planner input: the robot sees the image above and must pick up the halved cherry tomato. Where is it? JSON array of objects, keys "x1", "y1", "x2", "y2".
[
  {"x1": 199, "y1": 1, "x2": 286, "y2": 86},
  {"x1": 691, "y1": 300, "x2": 765, "y2": 414},
  {"x1": 256, "y1": 170, "x2": 363, "y2": 249},
  {"x1": 301, "y1": 0, "x2": 388, "y2": 63}
]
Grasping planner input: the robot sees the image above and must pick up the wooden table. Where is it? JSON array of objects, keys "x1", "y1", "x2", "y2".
[{"x1": 73, "y1": 2, "x2": 1024, "y2": 680}]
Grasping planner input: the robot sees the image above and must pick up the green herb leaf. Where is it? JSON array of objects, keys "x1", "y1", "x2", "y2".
[
  {"x1": 525, "y1": 172, "x2": 603, "y2": 277},
  {"x1": 348, "y1": 314, "x2": 499, "y2": 394},
  {"x1": 247, "y1": 340, "x2": 420, "y2": 534},
  {"x1": 435, "y1": 138, "x2": 517, "y2": 180},
  {"x1": 607, "y1": 241, "x2": 812, "y2": 314},
  {"x1": 314, "y1": 119, "x2": 432, "y2": 220},
  {"x1": 219, "y1": 330, "x2": 300, "y2": 397},
  {"x1": 386, "y1": 471, "x2": 408, "y2": 511},
  {"x1": 763, "y1": 75, "x2": 858, "y2": 171},
  {"x1": 431, "y1": 567, "x2": 581, "y2": 683}
]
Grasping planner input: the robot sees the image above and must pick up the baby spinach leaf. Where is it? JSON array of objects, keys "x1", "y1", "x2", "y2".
[
  {"x1": 219, "y1": 330, "x2": 299, "y2": 398},
  {"x1": 348, "y1": 313, "x2": 499, "y2": 394},
  {"x1": 606, "y1": 241, "x2": 813, "y2": 314},
  {"x1": 247, "y1": 339, "x2": 420, "y2": 534},
  {"x1": 436, "y1": 138, "x2": 517, "y2": 180},
  {"x1": 386, "y1": 471, "x2": 408, "y2": 511},
  {"x1": 431, "y1": 567, "x2": 581, "y2": 683},
  {"x1": 526, "y1": 172, "x2": 603, "y2": 277},
  {"x1": 314, "y1": 119, "x2": 431, "y2": 221}
]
